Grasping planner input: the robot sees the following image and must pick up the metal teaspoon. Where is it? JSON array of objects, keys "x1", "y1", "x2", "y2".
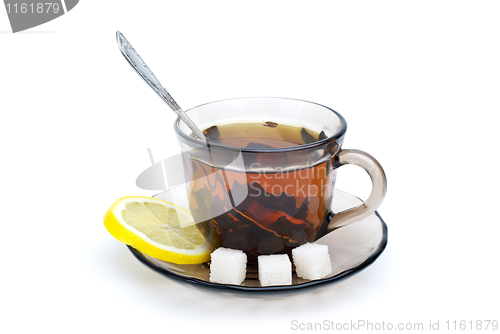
[{"x1": 116, "y1": 31, "x2": 207, "y2": 141}]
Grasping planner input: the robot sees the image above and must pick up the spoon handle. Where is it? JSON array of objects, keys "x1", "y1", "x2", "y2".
[{"x1": 116, "y1": 31, "x2": 206, "y2": 141}]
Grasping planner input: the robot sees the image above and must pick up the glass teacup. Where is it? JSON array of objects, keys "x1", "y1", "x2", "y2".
[{"x1": 174, "y1": 97, "x2": 386, "y2": 263}]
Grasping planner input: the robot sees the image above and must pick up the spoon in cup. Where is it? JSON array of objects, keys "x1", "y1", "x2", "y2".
[{"x1": 116, "y1": 31, "x2": 207, "y2": 141}]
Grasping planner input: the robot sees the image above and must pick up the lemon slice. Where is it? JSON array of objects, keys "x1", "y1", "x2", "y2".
[{"x1": 104, "y1": 196, "x2": 215, "y2": 264}]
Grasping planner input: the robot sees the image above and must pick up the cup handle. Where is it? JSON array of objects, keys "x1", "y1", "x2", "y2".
[{"x1": 323, "y1": 149, "x2": 387, "y2": 235}]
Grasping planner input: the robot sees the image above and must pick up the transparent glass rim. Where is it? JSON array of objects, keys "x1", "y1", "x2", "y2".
[{"x1": 174, "y1": 97, "x2": 348, "y2": 153}]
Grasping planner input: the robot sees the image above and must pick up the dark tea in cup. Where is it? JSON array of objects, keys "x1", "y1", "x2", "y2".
[{"x1": 189, "y1": 122, "x2": 334, "y2": 262}]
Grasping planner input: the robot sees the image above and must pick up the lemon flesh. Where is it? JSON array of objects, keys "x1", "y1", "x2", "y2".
[{"x1": 104, "y1": 196, "x2": 214, "y2": 264}]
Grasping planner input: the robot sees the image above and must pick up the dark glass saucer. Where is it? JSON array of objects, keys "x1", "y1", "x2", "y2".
[{"x1": 128, "y1": 189, "x2": 387, "y2": 296}]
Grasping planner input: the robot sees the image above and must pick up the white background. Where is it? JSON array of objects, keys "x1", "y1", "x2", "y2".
[{"x1": 1, "y1": 1, "x2": 499, "y2": 333}]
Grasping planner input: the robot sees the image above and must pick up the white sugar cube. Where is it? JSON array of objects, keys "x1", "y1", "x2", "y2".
[
  {"x1": 209, "y1": 247, "x2": 247, "y2": 285},
  {"x1": 292, "y1": 242, "x2": 332, "y2": 280},
  {"x1": 258, "y1": 254, "x2": 292, "y2": 286}
]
